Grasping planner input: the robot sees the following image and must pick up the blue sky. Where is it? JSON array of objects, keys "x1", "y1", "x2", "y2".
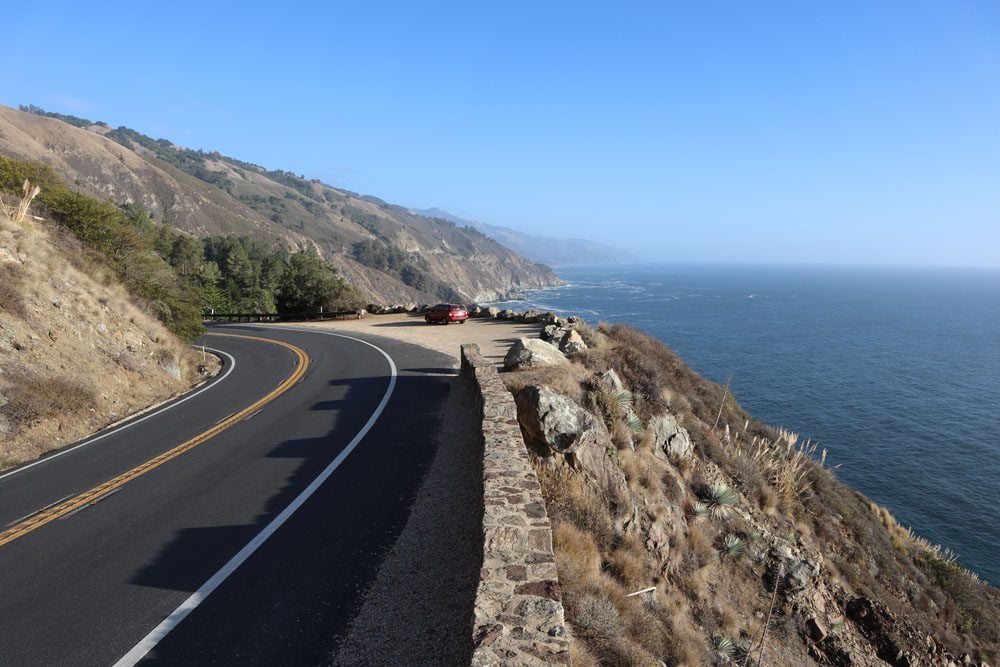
[{"x1": 3, "y1": 1, "x2": 999, "y2": 266}]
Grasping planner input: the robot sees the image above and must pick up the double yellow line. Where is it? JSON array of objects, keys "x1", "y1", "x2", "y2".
[{"x1": 0, "y1": 333, "x2": 309, "y2": 549}]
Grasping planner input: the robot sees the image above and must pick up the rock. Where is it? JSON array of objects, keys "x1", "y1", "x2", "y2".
[
  {"x1": 805, "y1": 617, "x2": 828, "y2": 642},
  {"x1": 522, "y1": 310, "x2": 540, "y2": 323},
  {"x1": 786, "y1": 559, "x2": 821, "y2": 591},
  {"x1": 649, "y1": 414, "x2": 693, "y2": 460},
  {"x1": 498, "y1": 309, "x2": 515, "y2": 320},
  {"x1": 598, "y1": 369, "x2": 625, "y2": 394},
  {"x1": 485, "y1": 306, "x2": 500, "y2": 318},
  {"x1": 513, "y1": 385, "x2": 629, "y2": 498},
  {"x1": 366, "y1": 304, "x2": 385, "y2": 314},
  {"x1": 541, "y1": 325, "x2": 560, "y2": 342},
  {"x1": 503, "y1": 339, "x2": 567, "y2": 371},
  {"x1": 403, "y1": 303, "x2": 417, "y2": 312},
  {"x1": 559, "y1": 330, "x2": 587, "y2": 355},
  {"x1": 513, "y1": 386, "x2": 604, "y2": 454},
  {"x1": 770, "y1": 546, "x2": 820, "y2": 595}
]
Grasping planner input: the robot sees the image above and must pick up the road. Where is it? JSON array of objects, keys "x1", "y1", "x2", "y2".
[{"x1": 0, "y1": 324, "x2": 473, "y2": 665}]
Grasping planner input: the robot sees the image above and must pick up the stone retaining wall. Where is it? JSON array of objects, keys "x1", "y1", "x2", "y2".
[{"x1": 461, "y1": 344, "x2": 571, "y2": 666}]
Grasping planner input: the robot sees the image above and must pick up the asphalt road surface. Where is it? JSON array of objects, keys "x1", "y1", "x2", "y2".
[{"x1": 0, "y1": 324, "x2": 468, "y2": 665}]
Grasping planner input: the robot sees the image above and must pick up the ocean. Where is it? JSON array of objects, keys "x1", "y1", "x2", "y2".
[{"x1": 489, "y1": 263, "x2": 1000, "y2": 585}]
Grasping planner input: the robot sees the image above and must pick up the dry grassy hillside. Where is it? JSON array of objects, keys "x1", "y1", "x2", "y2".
[
  {"x1": 0, "y1": 105, "x2": 559, "y2": 304},
  {"x1": 503, "y1": 323, "x2": 998, "y2": 666},
  {"x1": 0, "y1": 209, "x2": 210, "y2": 469}
]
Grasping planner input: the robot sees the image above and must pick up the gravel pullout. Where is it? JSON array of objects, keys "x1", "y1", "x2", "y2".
[{"x1": 328, "y1": 373, "x2": 484, "y2": 665}]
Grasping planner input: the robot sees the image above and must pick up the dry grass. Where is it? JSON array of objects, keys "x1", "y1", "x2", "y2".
[
  {"x1": 1, "y1": 368, "x2": 96, "y2": 430},
  {"x1": 501, "y1": 361, "x2": 592, "y2": 404},
  {"x1": 541, "y1": 467, "x2": 615, "y2": 550},
  {"x1": 0, "y1": 178, "x2": 41, "y2": 224},
  {"x1": 518, "y1": 322, "x2": 1000, "y2": 665},
  {"x1": 0, "y1": 262, "x2": 27, "y2": 317}
]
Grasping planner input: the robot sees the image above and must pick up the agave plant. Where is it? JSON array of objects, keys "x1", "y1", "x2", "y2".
[
  {"x1": 691, "y1": 500, "x2": 710, "y2": 519},
  {"x1": 722, "y1": 533, "x2": 745, "y2": 557}
]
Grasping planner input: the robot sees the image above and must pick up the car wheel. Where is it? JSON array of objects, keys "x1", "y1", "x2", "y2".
[
  {"x1": 459, "y1": 320, "x2": 466, "y2": 324},
  {"x1": 442, "y1": 319, "x2": 449, "y2": 325},
  {"x1": 425, "y1": 316, "x2": 432, "y2": 324}
]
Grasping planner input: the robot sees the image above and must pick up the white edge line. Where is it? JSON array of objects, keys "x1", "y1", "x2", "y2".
[
  {"x1": 0, "y1": 347, "x2": 237, "y2": 483},
  {"x1": 114, "y1": 330, "x2": 397, "y2": 667}
]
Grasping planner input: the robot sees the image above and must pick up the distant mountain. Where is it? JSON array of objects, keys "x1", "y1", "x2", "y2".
[
  {"x1": 0, "y1": 105, "x2": 559, "y2": 304},
  {"x1": 413, "y1": 207, "x2": 636, "y2": 266}
]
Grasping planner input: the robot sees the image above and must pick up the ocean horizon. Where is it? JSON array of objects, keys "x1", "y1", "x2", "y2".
[{"x1": 489, "y1": 262, "x2": 1000, "y2": 586}]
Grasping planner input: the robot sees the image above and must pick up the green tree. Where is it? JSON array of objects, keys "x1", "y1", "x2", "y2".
[{"x1": 277, "y1": 253, "x2": 359, "y2": 312}]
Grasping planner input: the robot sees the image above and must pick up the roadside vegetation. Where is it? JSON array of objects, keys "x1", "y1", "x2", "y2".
[
  {"x1": 503, "y1": 322, "x2": 998, "y2": 665},
  {"x1": 0, "y1": 156, "x2": 364, "y2": 342}
]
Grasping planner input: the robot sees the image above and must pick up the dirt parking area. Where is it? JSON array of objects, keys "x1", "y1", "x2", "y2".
[{"x1": 285, "y1": 312, "x2": 542, "y2": 367}]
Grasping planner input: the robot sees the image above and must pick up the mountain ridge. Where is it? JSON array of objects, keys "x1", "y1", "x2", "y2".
[
  {"x1": 0, "y1": 105, "x2": 559, "y2": 304},
  {"x1": 412, "y1": 207, "x2": 637, "y2": 266}
]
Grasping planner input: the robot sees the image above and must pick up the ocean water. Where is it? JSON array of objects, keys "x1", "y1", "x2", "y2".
[{"x1": 490, "y1": 263, "x2": 1000, "y2": 585}]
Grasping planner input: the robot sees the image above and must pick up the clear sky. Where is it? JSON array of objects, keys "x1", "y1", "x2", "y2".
[{"x1": 3, "y1": 1, "x2": 999, "y2": 266}]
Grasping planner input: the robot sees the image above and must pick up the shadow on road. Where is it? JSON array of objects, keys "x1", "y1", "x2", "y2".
[{"x1": 131, "y1": 362, "x2": 481, "y2": 665}]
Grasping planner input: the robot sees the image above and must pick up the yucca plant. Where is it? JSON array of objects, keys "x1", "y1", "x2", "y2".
[
  {"x1": 722, "y1": 533, "x2": 745, "y2": 557},
  {"x1": 703, "y1": 483, "x2": 737, "y2": 517},
  {"x1": 614, "y1": 389, "x2": 634, "y2": 410},
  {"x1": 691, "y1": 500, "x2": 710, "y2": 519},
  {"x1": 711, "y1": 634, "x2": 735, "y2": 658},
  {"x1": 626, "y1": 412, "x2": 643, "y2": 435},
  {"x1": 734, "y1": 639, "x2": 756, "y2": 665}
]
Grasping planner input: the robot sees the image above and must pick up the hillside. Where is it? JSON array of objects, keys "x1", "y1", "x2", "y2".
[
  {"x1": 0, "y1": 105, "x2": 559, "y2": 304},
  {"x1": 501, "y1": 321, "x2": 998, "y2": 665},
  {"x1": 414, "y1": 207, "x2": 637, "y2": 266},
  {"x1": 0, "y1": 207, "x2": 211, "y2": 469}
]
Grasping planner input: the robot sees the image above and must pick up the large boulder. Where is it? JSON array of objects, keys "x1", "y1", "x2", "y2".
[
  {"x1": 514, "y1": 386, "x2": 604, "y2": 455},
  {"x1": 485, "y1": 306, "x2": 500, "y2": 318},
  {"x1": 650, "y1": 414, "x2": 693, "y2": 460},
  {"x1": 559, "y1": 329, "x2": 588, "y2": 355},
  {"x1": 503, "y1": 339, "x2": 568, "y2": 371},
  {"x1": 513, "y1": 386, "x2": 629, "y2": 498}
]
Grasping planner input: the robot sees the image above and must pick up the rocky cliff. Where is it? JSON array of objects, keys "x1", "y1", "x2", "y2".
[
  {"x1": 0, "y1": 105, "x2": 560, "y2": 304},
  {"x1": 492, "y1": 313, "x2": 998, "y2": 666}
]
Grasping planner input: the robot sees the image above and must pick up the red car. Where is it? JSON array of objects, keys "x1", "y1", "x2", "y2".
[{"x1": 425, "y1": 303, "x2": 469, "y2": 324}]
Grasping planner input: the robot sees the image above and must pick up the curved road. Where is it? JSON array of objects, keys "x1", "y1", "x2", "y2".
[{"x1": 0, "y1": 324, "x2": 472, "y2": 665}]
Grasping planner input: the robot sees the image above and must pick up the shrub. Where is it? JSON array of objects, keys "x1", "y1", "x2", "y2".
[{"x1": 0, "y1": 156, "x2": 205, "y2": 341}]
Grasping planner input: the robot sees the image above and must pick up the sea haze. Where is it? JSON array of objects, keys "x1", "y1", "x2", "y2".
[{"x1": 490, "y1": 263, "x2": 1000, "y2": 585}]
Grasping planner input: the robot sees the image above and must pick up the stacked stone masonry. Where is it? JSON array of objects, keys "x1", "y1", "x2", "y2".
[{"x1": 461, "y1": 344, "x2": 572, "y2": 666}]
